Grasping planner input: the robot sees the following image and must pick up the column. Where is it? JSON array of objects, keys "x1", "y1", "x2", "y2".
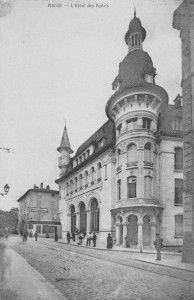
[
  {"x1": 150, "y1": 222, "x2": 156, "y2": 249},
  {"x1": 76, "y1": 213, "x2": 80, "y2": 231},
  {"x1": 122, "y1": 222, "x2": 128, "y2": 248},
  {"x1": 137, "y1": 221, "x2": 143, "y2": 251},
  {"x1": 86, "y1": 210, "x2": 91, "y2": 233},
  {"x1": 115, "y1": 223, "x2": 121, "y2": 246}
]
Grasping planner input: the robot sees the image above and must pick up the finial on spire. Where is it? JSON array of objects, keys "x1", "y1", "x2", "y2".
[{"x1": 134, "y1": 7, "x2": 136, "y2": 18}]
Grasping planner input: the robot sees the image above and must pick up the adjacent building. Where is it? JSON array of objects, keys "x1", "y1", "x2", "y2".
[
  {"x1": 173, "y1": 0, "x2": 194, "y2": 262},
  {"x1": 56, "y1": 12, "x2": 183, "y2": 250},
  {"x1": 17, "y1": 183, "x2": 62, "y2": 238}
]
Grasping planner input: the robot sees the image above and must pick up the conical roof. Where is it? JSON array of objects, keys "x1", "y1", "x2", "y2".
[{"x1": 57, "y1": 125, "x2": 73, "y2": 153}]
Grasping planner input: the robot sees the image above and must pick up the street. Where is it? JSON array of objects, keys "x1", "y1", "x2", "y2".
[{"x1": 7, "y1": 236, "x2": 194, "y2": 300}]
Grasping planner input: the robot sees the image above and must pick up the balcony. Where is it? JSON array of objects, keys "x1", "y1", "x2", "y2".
[
  {"x1": 126, "y1": 161, "x2": 138, "y2": 169},
  {"x1": 116, "y1": 165, "x2": 122, "y2": 174},
  {"x1": 143, "y1": 161, "x2": 154, "y2": 168}
]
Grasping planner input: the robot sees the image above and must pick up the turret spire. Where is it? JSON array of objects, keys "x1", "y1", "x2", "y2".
[
  {"x1": 134, "y1": 7, "x2": 136, "y2": 18},
  {"x1": 57, "y1": 123, "x2": 73, "y2": 153}
]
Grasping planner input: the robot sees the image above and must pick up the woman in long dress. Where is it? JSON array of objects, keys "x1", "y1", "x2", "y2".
[{"x1": 107, "y1": 233, "x2": 113, "y2": 249}]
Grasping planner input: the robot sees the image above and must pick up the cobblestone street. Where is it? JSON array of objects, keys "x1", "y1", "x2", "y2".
[{"x1": 9, "y1": 237, "x2": 194, "y2": 300}]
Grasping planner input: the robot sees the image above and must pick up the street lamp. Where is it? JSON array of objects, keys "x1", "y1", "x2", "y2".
[{"x1": 0, "y1": 184, "x2": 10, "y2": 196}]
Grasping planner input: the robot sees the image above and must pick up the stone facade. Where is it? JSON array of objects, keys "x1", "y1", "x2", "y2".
[
  {"x1": 173, "y1": 0, "x2": 194, "y2": 262},
  {"x1": 56, "y1": 12, "x2": 183, "y2": 250},
  {"x1": 17, "y1": 183, "x2": 62, "y2": 238}
]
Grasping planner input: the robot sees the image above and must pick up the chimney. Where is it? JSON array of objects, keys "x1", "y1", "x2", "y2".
[
  {"x1": 174, "y1": 94, "x2": 182, "y2": 108},
  {"x1": 34, "y1": 184, "x2": 38, "y2": 189},
  {"x1": 40, "y1": 183, "x2": 43, "y2": 189},
  {"x1": 46, "y1": 185, "x2": 50, "y2": 190}
]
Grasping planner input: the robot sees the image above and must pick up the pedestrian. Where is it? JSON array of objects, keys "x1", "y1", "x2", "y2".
[
  {"x1": 34, "y1": 232, "x2": 38, "y2": 241},
  {"x1": 66, "y1": 231, "x2": 70, "y2": 243},
  {"x1": 79, "y1": 231, "x2": 83, "y2": 245},
  {"x1": 92, "y1": 232, "x2": 97, "y2": 247},
  {"x1": 83, "y1": 230, "x2": 86, "y2": 239},
  {"x1": 107, "y1": 233, "x2": 113, "y2": 249},
  {"x1": 72, "y1": 231, "x2": 75, "y2": 242},
  {"x1": 55, "y1": 232, "x2": 58, "y2": 242},
  {"x1": 23, "y1": 230, "x2": 28, "y2": 242},
  {"x1": 86, "y1": 232, "x2": 92, "y2": 247},
  {"x1": 154, "y1": 233, "x2": 163, "y2": 260}
]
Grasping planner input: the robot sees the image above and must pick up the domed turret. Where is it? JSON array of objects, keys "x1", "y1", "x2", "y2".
[{"x1": 125, "y1": 9, "x2": 146, "y2": 51}]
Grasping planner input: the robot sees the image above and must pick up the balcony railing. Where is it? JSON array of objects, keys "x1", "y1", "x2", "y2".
[
  {"x1": 143, "y1": 161, "x2": 153, "y2": 168},
  {"x1": 126, "y1": 161, "x2": 138, "y2": 169}
]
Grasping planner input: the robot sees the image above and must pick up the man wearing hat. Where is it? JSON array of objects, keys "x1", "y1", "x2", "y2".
[{"x1": 154, "y1": 233, "x2": 163, "y2": 260}]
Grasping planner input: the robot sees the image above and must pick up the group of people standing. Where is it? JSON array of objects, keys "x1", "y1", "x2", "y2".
[
  {"x1": 66, "y1": 230, "x2": 113, "y2": 249},
  {"x1": 66, "y1": 229, "x2": 97, "y2": 247}
]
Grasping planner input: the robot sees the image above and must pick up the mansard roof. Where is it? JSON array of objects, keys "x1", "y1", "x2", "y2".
[{"x1": 56, "y1": 120, "x2": 115, "y2": 183}]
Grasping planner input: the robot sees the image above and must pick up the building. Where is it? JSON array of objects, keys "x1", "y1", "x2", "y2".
[
  {"x1": 17, "y1": 183, "x2": 62, "y2": 238},
  {"x1": 56, "y1": 12, "x2": 183, "y2": 250},
  {"x1": 173, "y1": 0, "x2": 194, "y2": 262}
]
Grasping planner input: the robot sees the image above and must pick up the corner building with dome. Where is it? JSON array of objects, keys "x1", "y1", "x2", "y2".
[{"x1": 56, "y1": 13, "x2": 183, "y2": 250}]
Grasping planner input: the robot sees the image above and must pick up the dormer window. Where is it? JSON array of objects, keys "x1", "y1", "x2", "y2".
[
  {"x1": 97, "y1": 138, "x2": 105, "y2": 149},
  {"x1": 145, "y1": 74, "x2": 154, "y2": 84},
  {"x1": 172, "y1": 119, "x2": 182, "y2": 130},
  {"x1": 87, "y1": 149, "x2": 90, "y2": 157}
]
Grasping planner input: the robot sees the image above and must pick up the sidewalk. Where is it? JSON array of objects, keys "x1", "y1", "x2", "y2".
[
  {"x1": 0, "y1": 242, "x2": 66, "y2": 300},
  {"x1": 56, "y1": 238, "x2": 194, "y2": 273}
]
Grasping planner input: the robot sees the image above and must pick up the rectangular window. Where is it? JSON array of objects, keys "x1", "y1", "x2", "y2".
[
  {"x1": 128, "y1": 177, "x2": 136, "y2": 198},
  {"x1": 175, "y1": 148, "x2": 183, "y2": 170},
  {"x1": 175, "y1": 215, "x2": 183, "y2": 237},
  {"x1": 175, "y1": 179, "x2": 183, "y2": 205},
  {"x1": 143, "y1": 118, "x2": 151, "y2": 129},
  {"x1": 117, "y1": 180, "x2": 121, "y2": 200},
  {"x1": 43, "y1": 225, "x2": 49, "y2": 233}
]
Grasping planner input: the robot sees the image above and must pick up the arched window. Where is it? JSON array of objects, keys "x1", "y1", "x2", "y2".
[
  {"x1": 91, "y1": 167, "x2": 95, "y2": 184},
  {"x1": 74, "y1": 177, "x2": 77, "y2": 191},
  {"x1": 66, "y1": 182, "x2": 69, "y2": 196},
  {"x1": 144, "y1": 176, "x2": 152, "y2": 198},
  {"x1": 175, "y1": 148, "x2": 183, "y2": 170},
  {"x1": 144, "y1": 142, "x2": 152, "y2": 162},
  {"x1": 85, "y1": 171, "x2": 88, "y2": 187},
  {"x1": 80, "y1": 202, "x2": 87, "y2": 232},
  {"x1": 91, "y1": 199, "x2": 99, "y2": 232},
  {"x1": 71, "y1": 205, "x2": 76, "y2": 233},
  {"x1": 117, "y1": 149, "x2": 121, "y2": 166},
  {"x1": 127, "y1": 176, "x2": 136, "y2": 198},
  {"x1": 127, "y1": 144, "x2": 137, "y2": 162},
  {"x1": 97, "y1": 162, "x2": 101, "y2": 181},
  {"x1": 79, "y1": 174, "x2": 83, "y2": 190},
  {"x1": 117, "y1": 179, "x2": 121, "y2": 200}
]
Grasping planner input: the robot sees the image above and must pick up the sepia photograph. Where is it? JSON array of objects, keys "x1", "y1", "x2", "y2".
[{"x1": 0, "y1": 0, "x2": 194, "y2": 299}]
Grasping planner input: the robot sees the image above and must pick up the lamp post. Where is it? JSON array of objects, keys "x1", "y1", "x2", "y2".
[{"x1": 0, "y1": 184, "x2": 10, "y2": 196}]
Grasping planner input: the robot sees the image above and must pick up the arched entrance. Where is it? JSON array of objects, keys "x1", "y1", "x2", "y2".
[
  {"x1": 71, "y1": 205, "x2": 76, "y2": 233},
  {"x1": 143, "y1": 215, "x2": 151, "y2": 246},
  {"x1": 80, "y1": 202, "x2": 87, "y2": 233},
  {"x1": 127, "y1": 215, "x2": 138, "y2": 247},
  {"x1": 90, "y1": 198, "x2": 99, "y2": 232}
]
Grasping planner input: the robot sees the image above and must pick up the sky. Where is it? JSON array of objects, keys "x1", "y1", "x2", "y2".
[{"x1": 0, "y1": 0, "x2": 182, "y2": 211}]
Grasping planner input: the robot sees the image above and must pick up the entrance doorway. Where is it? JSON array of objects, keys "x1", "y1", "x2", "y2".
[
  {"x1": 127, "y1": 215, "x2": 138, "y2": 247},
  {"x1": 143, "y1": 215, "x2": 151, "y2": 246},
  {"x1": 71, "y1": 205, "x2": 76, "y2": 233}
]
